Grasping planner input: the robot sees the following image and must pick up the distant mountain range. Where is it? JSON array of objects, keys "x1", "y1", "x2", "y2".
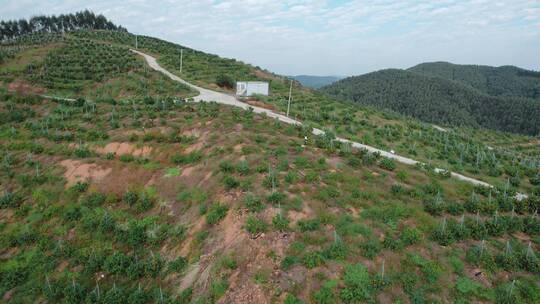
[
  {"x1": 320, "y1": 62, "x2": 540, "y2": 135},
  {"x1": 291, "y1": 75, "x2": 343, "y2": 89}
]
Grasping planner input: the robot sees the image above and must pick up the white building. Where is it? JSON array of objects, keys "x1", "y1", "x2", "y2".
[{"x1": 236, "y1": 81, "x2": 269, "y2": 97}]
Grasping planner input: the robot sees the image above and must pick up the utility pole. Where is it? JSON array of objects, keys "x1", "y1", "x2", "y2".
[
  {"x1": 135, "y1": 35, "x2": 138, "y2": 49},
  {"x1": 287, "y1": 79, "x2": 292, "y2": 117},
  {"x1": 180, "y1": 49, "x2": 183, "y2": 73}
]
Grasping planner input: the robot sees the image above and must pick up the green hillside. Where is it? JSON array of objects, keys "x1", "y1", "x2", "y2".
[
  {"x1": 0, "y1": 12, "x2": 540, "y2": 304},
  {"x1": 409, "y1": 62, "x2": 540, "y2": 99},
  {"x1": 320, "y1": 69, "x2": 540, "y2": 136}
]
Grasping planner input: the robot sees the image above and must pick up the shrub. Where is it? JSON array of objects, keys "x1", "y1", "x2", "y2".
[
  {"x1": 285, "y1": 171, "x2": 298, "y2": 184},
  {"x1": 206, "y1": 203, "x2": 228, "y2": 225},
  {"x1": 446, "y1": 202, "x2": 465, "y2": 215},
  {"x1": 168, "y1": 256, "x2": 188, "y2": 273},
  {"x1": 266, "y1": 191, "x2": 286, "y2": 205},
  {"x1": 219, "y1": 160, "x2": 235, "y2": 173},
  {"x1": 313, "y1": 280, "x2": 338, "y2": 304},
  {"x1": 63, "y1": 204, "x2": 82, "y2": 221},
  {"x1": 455, "y1": 276, "x2": 485, "y2": 298},
  {"x1": 123, "y1": 221, "x2": 147, "y2": 247},
  {"x1": 71, "y1": 181, "x2": 88, "y2": 193},
  {"x1": 272, "y1": 213, "x2": 290, "y2": 231},
  {"x1": 390, "y1": 184, "x2": 405, "y2": 195},
  {"x1": 340, "y1": 264, "x2": 372, "y2": 302},
  {"x1": 216, "y1": 74, "x2": 235, "y2": 88},
  {"x1": 281, "y1": 256, "x2": 299, "y2": 270},
  {"x1": 323, "y1": 242, "x2": 349, "y2": 260},
  {"x1": 284, "y1": 294, "x2": 305, "y2": 304},
  {"x1": 82, "y1": 192, "x2": 107, "y2": 207},
  {"x1": 244, "y1": 194, "x2": 264, "y2": 212},
  {"x1": 302, "y1": 251, "x2": 326, "y2": 268},
  {"x1": 379, "y1": 157, "x2": 396, "y2": 171},
  {"x1": 171, "y1": 150, "x2": 202, "y2": 164},
  {"x1": 74, "y1": 146, "x2": 91, "y2": 158},
  {"x1": 136, "y1": 193, "x2": 154, "y2": 212},
  {"x1": 297, "y1": 218, "x2": 321, "y2": 232},
  {"x1": 120, "y1": 154, "x2": 135, "y2": 162},
  {"x1": 222, "y1": 175, "x2": 239, "y2": 190},
  {"x1": 244, "y1": 216, "x2": 268, "y2": 234},
  {"x1": 400, "y1": 227, "x2": 422, "y2": 246},
  {"x1": 123, "y1": 190, "x2": 139, "y2": 206},
  {"x1": 423, "y1": 196, "x2": 445, "y2": 216},
  {"x1": 360, "y1": 238, "x2": 382, "y2": 259},
  {"x1": 236, "y1": 161, "x2": 250, "y2": 175},
  {"x1": 0, "y1": 192, "x2": 23, "y2": 209}
]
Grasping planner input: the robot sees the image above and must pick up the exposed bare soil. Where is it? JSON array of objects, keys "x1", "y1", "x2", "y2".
[
  {"x1": 95, "y1": 142, "x2": 153, "y2": 157},
  {"x1": 7, "y1": 79, "x2": 46, "y2": 95},
  {"x1": 60, "y1": 159, "x2": 112, "y2": 187}
]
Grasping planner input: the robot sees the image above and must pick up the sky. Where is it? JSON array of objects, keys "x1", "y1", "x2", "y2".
[{"x1": 2, "y1": 0, "x2": 540, "y2": 76}]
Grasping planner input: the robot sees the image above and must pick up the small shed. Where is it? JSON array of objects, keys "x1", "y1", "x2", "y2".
[{"x1": 236, "y1": 81, "x2": 269, "y2": 97}]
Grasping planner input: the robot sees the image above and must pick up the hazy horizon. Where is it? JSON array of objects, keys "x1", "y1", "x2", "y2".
[{"x1": 2, "y1": 0, "x2": 540, "y2": 76}]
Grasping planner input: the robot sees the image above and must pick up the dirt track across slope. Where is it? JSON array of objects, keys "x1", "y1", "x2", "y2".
[{"x1": 132, "y1": 49, "x2": 526, "y2": 200}]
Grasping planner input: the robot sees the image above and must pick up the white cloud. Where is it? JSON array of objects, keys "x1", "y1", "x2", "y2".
[{"x1": 1, "y1": 0, "x2": 539, "y2": 75}]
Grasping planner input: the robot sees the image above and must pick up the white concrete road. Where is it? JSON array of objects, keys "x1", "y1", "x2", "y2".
[{"x1": 132, "y1": 50, "x2": 527, "y2": 199}]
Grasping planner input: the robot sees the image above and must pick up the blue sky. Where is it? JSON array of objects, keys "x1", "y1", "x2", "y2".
[{"x1": 2, "y1": 0, "x2": 540, "y2": 76}]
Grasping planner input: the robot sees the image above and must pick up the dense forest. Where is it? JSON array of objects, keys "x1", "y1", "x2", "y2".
[
  {"x1": 0, "y1": 11, "x2": 125, "y2": 42},
  {"x1": 321, "y1": 69, "x2": 540, "y2": 136},
  {"x1": 409, "y1": 62, "x2": 540, "y2": 100}
]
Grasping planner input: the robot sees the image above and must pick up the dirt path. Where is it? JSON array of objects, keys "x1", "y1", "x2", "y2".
[{"x1": 132, "y1": 50, "x2": 527, "y2": 200}]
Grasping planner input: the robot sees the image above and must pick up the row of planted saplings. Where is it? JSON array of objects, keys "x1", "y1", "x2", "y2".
[
  {"x1": 431, "y1": 211, "x2": 539, "y2": 246},
  {"x1": 424, "y1": 189, "x2": 538, "y2": 218},
  {"x1": 465, "y1": 239, "x2": 539, "y2": 274}
]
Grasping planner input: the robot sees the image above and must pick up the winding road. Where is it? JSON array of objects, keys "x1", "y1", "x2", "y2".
[{"x1": 132, "y1": 50, "x2": 526, "y2": 200}]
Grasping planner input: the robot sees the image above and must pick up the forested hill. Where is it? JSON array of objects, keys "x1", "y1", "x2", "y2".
[
  {"x1": 0, "y1": 11, "x2": 125, "y2": 41},
  {"x1": 320, "y1": 69, "x2": 540, "y2": 135},
  {"x1": 291, "y1": 75, "x2": 342, "y2": 89},
  {"x1": 409, "y1": 62, "x2": 540, "y2": 100}
]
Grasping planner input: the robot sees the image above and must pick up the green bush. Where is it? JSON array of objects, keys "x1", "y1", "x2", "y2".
[
  {"x1": 219, "y1": 160, "x2": 235, "y2": 173},
  {"x1": 340, "y1": 263, "x2": 372, "y2": 302},
  {"x1": 267, "y1": 191, "x2": 286, "y2": 205},
  {"x1": 379, "y1": 157, "x2": 396, "y2": 171},
  {"x1": 206, "y1": 203, "x2": 228, "y2": 225},
  {"x1": 302, "y1": 251, "x2": 326, "y2": 268},
  {"x1": 281, "y1": 256, "x2": 299, "y2": 270},
  {"x1": 423, "y1": 196, "x2": 445, "y2": 216},
  {"x1": 313, "y1": 280, "x2": 338, "y2": 304},
  {"x1": 244, "y1": 216, "x2": 268, "y2": 234},
  {"x1": 284, "y1": 294, "x2": 305, "y2": 304},
  {"x1": 272, "y1": 213, "x2": 290, "y2": 231},
  {"x1": 120, "y1": 154, "x2": 135, "y2": 162},
  {"x1": 171, "y1": 150, "x2": 202, "y2": 164},
  {"x1": 123, "y1": 190, "x2": 139, "y2": 206},
  {"x1": 244, "y1": 194, "x2": 264, "y2": 212},
  {"x1": 222, "y1": 175, "x2": 239, "y2": 190},
  {"x1": 297, "y1": 218, "x2": 321, "y2": 232},
  {"x1": 323, "y1": 242, "x2": 349, "y2": 260},
  {"x1": 360, "y1": 238, "x2": 382, "y2": 259},
  {"x1": 400, "y1": 227, "x2": 422, "y2": 246},
  {"x1": 216, "y1": 74, "x2": 235, "y2": 88}
]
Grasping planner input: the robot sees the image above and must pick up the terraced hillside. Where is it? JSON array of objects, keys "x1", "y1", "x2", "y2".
[
  {"x1": 0, "y1": 13, "x2": 539, "y2": 303},
  {"x1": 5, "y1": 29, "x2": 539, "y2": 198},
  {"x1": 0, "y1": 32, "x2": 195, "y2": 100},
  {"x1": 1, "y1": 88, "x2": 539, "y2": 303}
]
